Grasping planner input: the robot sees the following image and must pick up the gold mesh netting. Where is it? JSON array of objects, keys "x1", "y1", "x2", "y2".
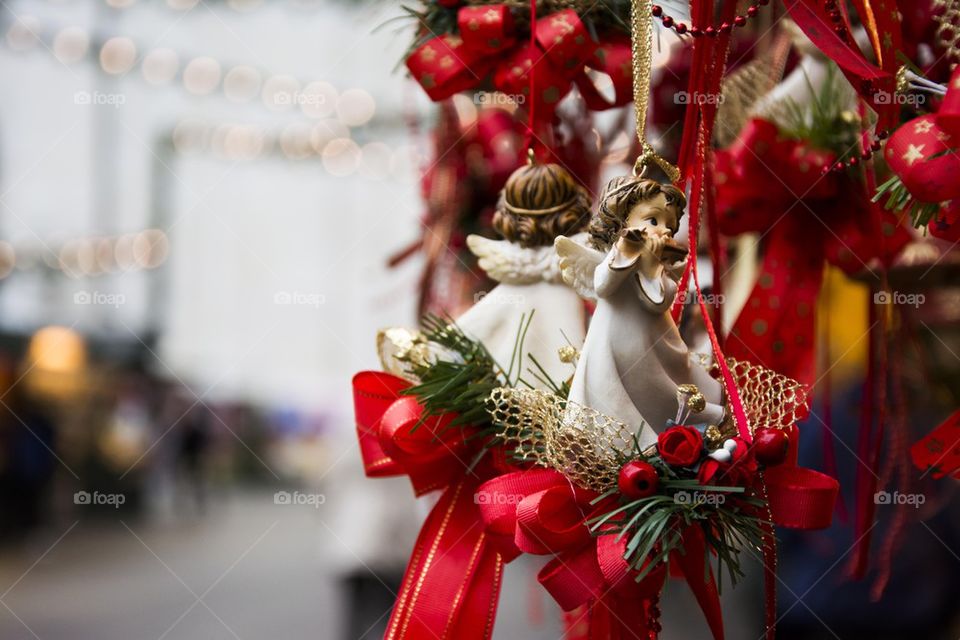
[
  {"x1": 488, "y1": 358, "x2": 809, "y2": 492},
  {"x1": 488, "y1": 387, "x2": 640, "y2": 492},
  {"x1": 721, "y1": 358, "x2": 808, "y2": 431}
]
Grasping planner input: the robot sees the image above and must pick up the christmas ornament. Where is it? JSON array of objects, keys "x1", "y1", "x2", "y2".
[
  {"x1": 752, "y1": 427, "x2": 790, "y2": 467},
  {"x1": 617, "y1": 460, "x2": 659, "y2": 498},
  {"x1": 556, "y1": 176, "x2": 727, "y2": 447},
  {"x1": 456, "y1": 159, "x2": 591, "y2": 387}
]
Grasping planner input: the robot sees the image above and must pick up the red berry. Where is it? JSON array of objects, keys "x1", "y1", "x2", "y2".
[
  {"x1": 720, "y1": 21, "x2": 732, "y2": 33},
  {"x1": 861, "y1": 149, "x2": 872, "y2": 160},
  {"x1": 662, "y1": 15, "x2": 674, "y2": 28},
  {"x1": 752, "y1": 428, "x2": 789, "y2": 466},
  {"x1": 690, "y1": 26, "x2": 702, "y2": 37},
  {"x1": 618, "y1": 461, "x2": 660, "y2": 499},
  {"x1": 705, "y1": 26, "x2": 716, "y2": 37},
  {"x1": 734, "y1": 15, "x2": 747, "y2": 27},
  {"x1": 747, "y1": 6, "x2": 759, "y2": 17},
  {"x1": 675, "y1": 22, "x2": 687, "y2": 35},
  {"x1": 871, "y1": 140, "x2": 882, "y2": 151},
  {"x1": 652, "y1": 4, "x2": 663, "y2": 17}
]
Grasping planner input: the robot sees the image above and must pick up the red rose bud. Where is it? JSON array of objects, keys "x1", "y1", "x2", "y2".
[
  {"x1": 753, "y1": 428, "x2": 790, "y2": 466},
  {"x1": 657, "y1": 425, "x2": 704, "y2": 467},
  {"x1": 618, "y1": 460, "x2": 659, "y2": 499}
]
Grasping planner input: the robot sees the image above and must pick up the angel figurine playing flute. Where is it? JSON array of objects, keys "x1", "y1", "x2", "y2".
[{"x1": 556, "y1": 175, "x2": 727, "y2": 449}]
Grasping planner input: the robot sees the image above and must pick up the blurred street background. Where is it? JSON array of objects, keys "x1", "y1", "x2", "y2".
[
  {"x1": 0, "y1": 2, "x2": 958, "y2": 640},
  {"x1": 0, "y1": 1, "x2": 450, "y2": 638}
]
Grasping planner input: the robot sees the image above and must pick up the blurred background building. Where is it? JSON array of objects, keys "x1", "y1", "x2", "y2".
[{"x1": 0, "y1": 1, "x2": 466, "y2": 638}]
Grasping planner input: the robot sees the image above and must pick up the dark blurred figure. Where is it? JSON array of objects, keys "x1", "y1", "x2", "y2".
[
  {"x1": 0, "y1": 384, "x2": 58, "y2": 538},
  {"x1": 176, "y1": 407, "x2": 212, "y2": 514}
]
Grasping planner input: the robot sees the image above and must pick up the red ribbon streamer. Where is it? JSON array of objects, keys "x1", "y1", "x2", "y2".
[
  {"x1": 715, "y1": 118, "x2": 910, "y2": 385},
  {"x1": 783, "y1": 0, "x2": 898, "y2": 129},
  {"x1": 352, "y1": 371, "x2": 504, "y2": 640}
]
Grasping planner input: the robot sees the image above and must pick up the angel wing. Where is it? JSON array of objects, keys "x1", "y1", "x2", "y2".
[
  {"x1": 466, "y1": 235, "x2": 558, "y2": 285},
  {"x1": 555, "y1": 235, "x2": 603, "y2": 300}
]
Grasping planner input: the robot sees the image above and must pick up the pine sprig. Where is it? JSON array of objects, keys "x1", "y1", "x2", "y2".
[
  {"x1": 777, "y1": 62, "x2": 864, "y2": 163},
  {"x1": 399, "y1": 312, "x2": 570, "y2": 436},
  {"x1": 873, "y1": 174, "x2": 943, "y2": 229},
  {"x1": 588, "y1": 478, "x2": 768, "y2": 591},
  {"x1": 400, "y1": 314, "x2": 511, "y2": 432}
]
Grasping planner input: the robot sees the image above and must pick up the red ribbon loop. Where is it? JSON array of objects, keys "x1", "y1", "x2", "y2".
[
  {"x1": 765, "y1": 466, "x2": 840, "y2": 529},
  {"x1": 353, "y1": 371, "x2": 470, "y2": 495},
  {"x1": 458, "y1": 5, "x2": 515, "y2": 55},
  {"x1": 515, "y1": 485, "x2": 592, "y2": 554}
]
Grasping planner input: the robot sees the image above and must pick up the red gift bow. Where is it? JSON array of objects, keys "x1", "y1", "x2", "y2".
[
  {"x1": 911, "y1": 409, "x2": 960, "y2": 480},
  {"x1": 715, "y1": 118, "x2": 910, "y2": 385},
  {"x1": 405, "y1": 7, "x2": 632, "y2": 114},
  {"x1": 352, "y1": 371, "x2": 504, "y2": 640},
  {"x1": 477, "y1": 468, "x2": 725, "y2": 640}
]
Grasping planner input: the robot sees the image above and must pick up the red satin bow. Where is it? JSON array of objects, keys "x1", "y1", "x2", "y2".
[
  {"x1": 715, "y1": 118, "x2": 910, "y2": 386},
  {"x1": 405, "y1": 7, "x2": 632, "y2": 115},
  {"x1": 352, "y1": 371, "x2": 504, "y2": 640},
  {"x1": 477, "y1": 468, "x2": 726, "y2": 640}
]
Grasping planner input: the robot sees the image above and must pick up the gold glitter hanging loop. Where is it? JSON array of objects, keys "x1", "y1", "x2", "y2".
[{"x1": 631, "y1": 0, "x2": 680, "y2": 182}]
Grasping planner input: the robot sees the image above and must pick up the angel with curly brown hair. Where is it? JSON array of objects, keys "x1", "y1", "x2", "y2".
[
  {"x1": 556, "y1": 175, "x2": 726, "y2": 448},
  {"x1": 456, "y1": 161, "x2": 592, "y2": 387}
]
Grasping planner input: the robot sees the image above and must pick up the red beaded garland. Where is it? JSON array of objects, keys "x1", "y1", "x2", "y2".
[
  {"x1": 817, "y1": 129, "x2": 890, "y2": 174},
  {"x1": 653, "y1": 2, "x2": 765, "y2": 35}
]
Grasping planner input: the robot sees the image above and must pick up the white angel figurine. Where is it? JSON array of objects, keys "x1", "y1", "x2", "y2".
[
  {"x1": 456, "y1": 162, "x2": 592, "y2": 388},
  {"x1": 556, "y1": 175, "x2": 726, "y2": 448}
]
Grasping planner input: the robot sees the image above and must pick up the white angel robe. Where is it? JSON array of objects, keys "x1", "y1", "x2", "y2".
[
  {"x1": 559, "y1": 240, "x2": 725, "y2": 449},
  {"x1": 455, "y1": 234, "x2": 587, "y2": 388}
]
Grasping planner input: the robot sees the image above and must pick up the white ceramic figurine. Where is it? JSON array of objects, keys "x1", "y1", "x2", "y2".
[
  {"x1": 556, "y1": 175, "x2": 726, "y2": 448},
  {"x1": 456, "y1": 161, "x2": 591, "y2": 388}
]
